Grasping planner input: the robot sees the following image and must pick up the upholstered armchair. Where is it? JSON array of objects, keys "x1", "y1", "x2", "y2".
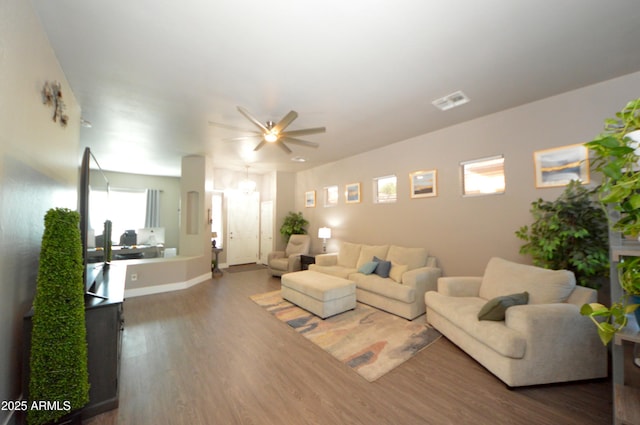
[{"x1": 267, "y1": 234, "x2": 311, "y2": 277}]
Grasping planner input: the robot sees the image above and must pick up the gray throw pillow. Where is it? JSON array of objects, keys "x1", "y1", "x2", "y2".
[
  {"x1": 373, "y1": 256, "x2": 392, "y2": 278},
  {"x1": 478, "y1": 291, "x2": 529, "y2": 321}
]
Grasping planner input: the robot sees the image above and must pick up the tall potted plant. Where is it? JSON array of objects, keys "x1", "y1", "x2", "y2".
[
  {"x1": 29, "y1": 208, "x2": 89, "y2": 424},
  {"x1": 580, "y1": 98, "x2": 640, "y2": 345},
  {"x1": 279, "y1": 211, "x2": 309, "y2": 242},
  {"x1": 516, "y1": 179, "x2": 609, "y2": 289}
]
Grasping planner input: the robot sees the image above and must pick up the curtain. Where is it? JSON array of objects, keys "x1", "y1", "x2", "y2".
[{"x1": 145, "y1": 189, "x2": 160, "y2": 228}]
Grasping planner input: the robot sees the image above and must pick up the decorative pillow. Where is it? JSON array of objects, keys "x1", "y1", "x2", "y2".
[
  {"x1": 358, "y1": 261, "x2": 378, "y2": 275},
  {"x1": 373, "y1": 256, "x2": 392, "y2": 278},
  {"x1": 389, "y1": 262, "x2": 408, "y2": 283},
  {"x1": 478, "y1": 292, "x2": 529, "y2": 321}
]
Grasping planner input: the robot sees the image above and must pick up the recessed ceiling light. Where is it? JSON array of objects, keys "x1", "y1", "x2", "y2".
[
  {"x1": 80, "y1": 118, "x2": 92, "y2": 128},
  {"x1": 432, "y1": 90, "x2": 470, "y2": 111},
  {"x1": 291, "y1": 156, "x2": 306, "y2": 162}
]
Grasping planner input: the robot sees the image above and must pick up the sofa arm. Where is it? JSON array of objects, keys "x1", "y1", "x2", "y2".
[
  {"x1": 315, "y1": 253, "x2": 338, "y2": 267},
  {"x1": 402, "y1": 266, "x2": 441, "y2": 294},
  {"x1": 506, "y1": 304, "x2": 605, "y2": 360},
  {"x1": 287, "y1": 254, "x2": 302, "y2": 272},
  {"x1": 268, "y1": 251, "x2": 285, "y2": 262},
  {"x1": 437, "y1": 277, "x2": 482, "y2": 297}
]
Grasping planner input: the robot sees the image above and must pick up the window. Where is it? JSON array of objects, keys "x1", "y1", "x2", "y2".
[
  {"x1": 461, "y1": 155, "x2": 505, "y2": 196},
  {"x1": 89, "y1": 187, "x2": 146, "y2": 244},
  {"x1": 374, "y1": 175, "x2": 397, "y2": 203},
  {"x1": 324, "y1": 185, "x2": 338, "y2": 207}
]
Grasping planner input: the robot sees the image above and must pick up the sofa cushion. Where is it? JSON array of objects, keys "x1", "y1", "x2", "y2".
[
  {"x1": 389, "y1": 262, "x2": 408, "y2": 283},
  {"x1": 349, "y1": 273, "x2": 415, "y2": 303},
  {"x1": 479, "y1": 257, "x2": 575, "y2": 305},
  {"x1": 478, "y1": 292, "x2": 529, "y2": 321},
  {"x1": 358, "y1": 261, "x2": 378, "y2": 275},
  {"x1": 337, "y1": 242, "x2": 362, "y2": 268},
  {"x1": 387, "y1": 246, "x2": 428, "y2": 271},
  {"x1": 373, "y1": 256, "x2": 392, "y2": 278},
  {"x1": 425, "y1": 292, "x2": 526, "y2": 358},
  {"x1": 308, "y1": 264, "x2": 356, "y2": 279},
  {"x1": 356, "y1": 245, "x2": 389, "y2": 269}
]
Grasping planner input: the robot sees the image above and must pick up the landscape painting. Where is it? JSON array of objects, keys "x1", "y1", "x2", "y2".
[
  {"x1": 410, "y1": 170, "x2": 437, "y2": 198},
  {"x1": 534, "y1": 144, "x2": 589, "y2": 188}
]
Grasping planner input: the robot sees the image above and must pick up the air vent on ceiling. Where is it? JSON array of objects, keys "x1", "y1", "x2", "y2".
[{"x1": 432, "y1": 90, "x2": 470, "y2": 111}]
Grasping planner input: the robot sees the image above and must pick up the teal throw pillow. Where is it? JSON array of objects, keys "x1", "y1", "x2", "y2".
[
  {"x1": 358, "y1": 261, "x2": 378, "y2": 275},
  {"x1": 478, "y1": 291, "x2": 529, "y2": 321},
  {"x1": 373, "y1": 256, "x2": 392, "y2": 278}
]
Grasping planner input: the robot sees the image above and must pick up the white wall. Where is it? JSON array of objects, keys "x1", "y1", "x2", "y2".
[
  {"x1": 0, "y1": 1, "x2": 81, "y2": 423},
  {"x1": 297, "y1": 71, "x2": 640, "y2": 276}
]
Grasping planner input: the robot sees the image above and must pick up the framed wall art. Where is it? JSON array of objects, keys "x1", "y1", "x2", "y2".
[
  {"x1": 534, "y1": 144, "x2": 589, "y2": 188},
  {"x1": 305, "y1": 190, "x2": 316, "y2": 208},
  {"x1": 409, "y1": 169, "x2": 437, "y2": 198},
  {"x1": 345, "y1": 182, "x2": 361, "y2": 203}
]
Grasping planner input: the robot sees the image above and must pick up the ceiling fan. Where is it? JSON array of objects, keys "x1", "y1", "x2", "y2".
[{"x1": 210, "y1": 106, "x2": 326, "y2": 154}]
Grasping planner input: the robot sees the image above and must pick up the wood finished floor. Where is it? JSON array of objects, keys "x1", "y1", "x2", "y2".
[{"x1": 85, "y1": 269, "x2": 612, "y2": 425}]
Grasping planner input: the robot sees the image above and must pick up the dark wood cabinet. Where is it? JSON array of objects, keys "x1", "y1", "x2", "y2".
[
  {"x1": 300, "y1": 254, "x2": 316, "y2": 271},
  {"x1": 22, "y1": 264, "x2": 125, "y2": 422}
]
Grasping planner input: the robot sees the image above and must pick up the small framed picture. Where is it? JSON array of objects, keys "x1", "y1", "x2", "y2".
[
  {"x1": 305, "y1": 190, "x2": 316, "y2": 208},
  {"x1": 410, "y1": 169, "x2": 437, "y2": 198},
  {"x1": 324, "y1": 185, "x2": 338, "y2": 207},
  {"x1": 345, "y1": 182, "x2": 361, "y2": 203},
  {"x1": 534, "y1": 144, "x2": 590, "y2": 188}
]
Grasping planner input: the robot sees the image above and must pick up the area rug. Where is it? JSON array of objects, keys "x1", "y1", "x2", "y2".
[{"x1": 250, "y1": 290, "x2": 441, "y2": 382}]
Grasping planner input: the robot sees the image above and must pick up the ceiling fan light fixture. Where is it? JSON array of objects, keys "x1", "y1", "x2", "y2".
[{"x1": 264, "y1": 132, "x2": 278, "y2": 143}]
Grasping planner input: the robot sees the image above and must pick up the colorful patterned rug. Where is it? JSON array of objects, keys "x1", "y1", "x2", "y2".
[{"x1": 250, "y1": 290, "x2": 441, "y2": 382}]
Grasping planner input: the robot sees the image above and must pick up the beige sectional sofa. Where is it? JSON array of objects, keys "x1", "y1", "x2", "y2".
[
  {"x1": 309, "y1": 242, "x2": 441, "y2": 319},
  {"x1": 425, "y1": 257, "x2": 607, "y2": 387}
]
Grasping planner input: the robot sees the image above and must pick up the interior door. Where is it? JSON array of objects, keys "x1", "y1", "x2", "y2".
[
  {"x1": 259, "y1": 200, "x2": 274, "y2": 264},
  {"x1": 226, "y1": 191, "x2": 260, "y2": 265}
]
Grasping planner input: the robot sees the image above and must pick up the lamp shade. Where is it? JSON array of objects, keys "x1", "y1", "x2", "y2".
[
  {"x1": 211, "y1": 232, "x2": 217, "y2": 238},
  {"x1": 318, "y1": 227, "x2": 331, "y2": 239}
]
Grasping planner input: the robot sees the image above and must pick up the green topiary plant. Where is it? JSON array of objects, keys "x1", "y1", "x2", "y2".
[
  {"x1": 515, "y1": 180, "x2": 609, "y2": 288},
  {"x1": 29, "y1": 208, "x2": 89, "y2": 425},
  {"x1": 279, "y1": 211, "x2": 309, "y2": 242}
]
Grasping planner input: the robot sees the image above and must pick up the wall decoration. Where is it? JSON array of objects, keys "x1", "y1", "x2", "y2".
[
  {"x1": 345, "y1": 182, "x2": 361, "y2": 203},
  {"x1": 324, "y1": 185, "x2": 338, "y2": 207},
  {"x1": 534, "y1": 144, "x2": 589, "y2": 188},
  {"x1": 305, "y1": 190, "x2": 316, "y2": 208},
  {"x1": 42, "y1": 81, "x2": 68, "y2": 127},
  {"x1": 410, "y1": 170, "x2": 437, "y2": 198}
]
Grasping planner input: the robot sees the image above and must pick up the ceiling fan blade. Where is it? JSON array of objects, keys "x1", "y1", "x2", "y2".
[
  {"x1": 253, "y1": 140, "x2": 267, "y2": 151},
  {"x1": 278, "y1": 141, "x2": 293, "y2": 154},
  {"x1": 272, "y1": 110, "x2": 298, "y2": 134},
  {"x1": 223, "y1": 135, "x2": 262, "y2": 142},
  {"x1": 208, "y1": 121, "x2": 253, "y2": 132},
  {"x1": 281, "y1": 127, "x2": 326, "y2": 137},
  {"x1": 281, "y1": 137, "x2": 319, "y2": 148},
  {"x1": 237, "y1": 106, "x2": 269, "y2": 133}
]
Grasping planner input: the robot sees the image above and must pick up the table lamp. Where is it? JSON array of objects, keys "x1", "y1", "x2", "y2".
[
  {"x1": 211, "y1": 231, "x2": 218, "y2": 248},
  {"x1": 318, "y1": 227, "x2": 331, "y2": 253}
]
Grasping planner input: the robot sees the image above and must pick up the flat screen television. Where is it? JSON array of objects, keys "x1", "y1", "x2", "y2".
[{"x1": 79, "y1": 147, "x2": 111, "y2": 299}]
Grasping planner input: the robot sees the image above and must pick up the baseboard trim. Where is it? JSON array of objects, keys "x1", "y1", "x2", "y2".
[{"x1": 124, "y1": 272, "x2": 211, "y2": 298}]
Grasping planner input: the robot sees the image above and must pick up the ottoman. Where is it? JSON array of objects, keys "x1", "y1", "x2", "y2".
[{"x1": 281, "y1": 270, "x2": 356, "y2": 318}]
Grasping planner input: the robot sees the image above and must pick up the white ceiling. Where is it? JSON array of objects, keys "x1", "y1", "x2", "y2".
[{"x1": 32, "y1": 0, "x2": 640, "y2": 176}]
